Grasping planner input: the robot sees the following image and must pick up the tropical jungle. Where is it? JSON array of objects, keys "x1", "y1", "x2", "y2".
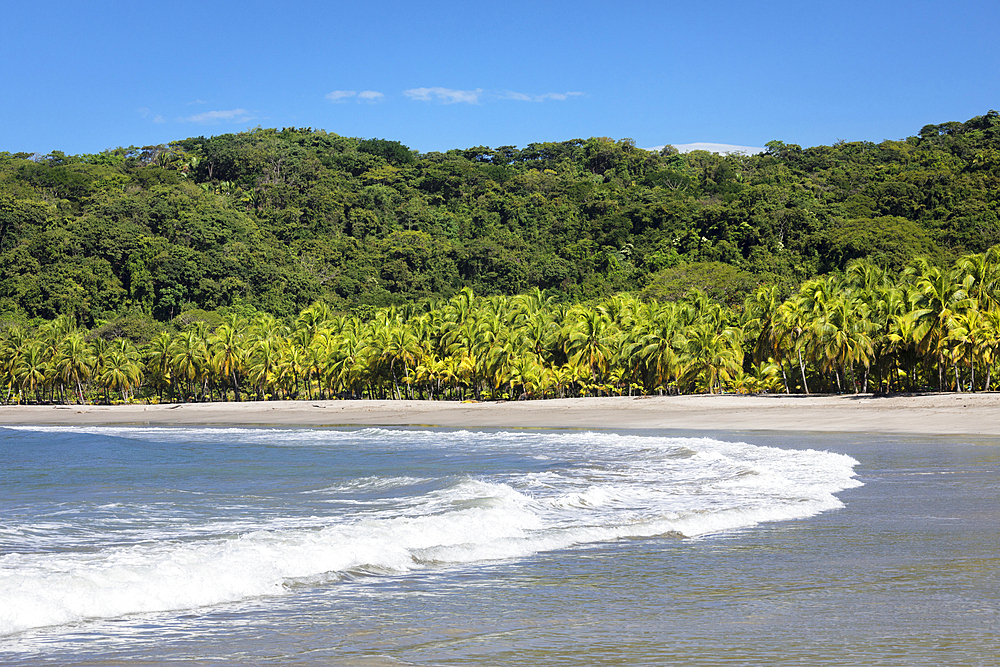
[{"x1": 1, "y1": 111, "x2": 999, "y2": 403}]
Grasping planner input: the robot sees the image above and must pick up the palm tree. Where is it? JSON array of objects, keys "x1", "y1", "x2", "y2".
[
  {"x1": 884, "y1": 310, "x2": 921, "y2": 392},
  {"x1": 908, "y1": 261, "x2": 972, "y2": 390},
  {"x1": 677, "y1": 321, "x2": 743, "y2": 394},
  {"x1": 291, "y1": 302, "x2": 333, "y2": 363},
  {"x1": 743, "y1": 285, "x2": 790, "y2": 393},
  {"x1": 484, "y1": 336, "x2": 517, "y2": 397},
  {"x1": 636, "y1": 303, "x2": 683, "y2": 394},
  {"x1": 948, "y1": 307, "x2": 991, "y2": 391},
  {"x1": 811, "y1": 294, "x2": 873, "y2": 392},
  {"x1": 14, "y1": 341, "x2": 50, "y2": 403},
  {"x1": 956, "y1": 247, "x2": 1000, "y2": 311},
  {"x1": 170, "y1": 330, "x2": 208, "y2": 400},
  {"x1": 979, "y1": 310, "x2": 1000, "y2": 391},
  {"x1": 53, "y1": 332, "x2": 94, "y2": 403},
  {"x1": 508, "y1": 353, "x2": 545, "y2": 400},
  {"x1": 564, "y1": 308, "x2": 614, "y2": 386},
  {"x1": 210, "y1": 323, "x2": 246, "y2": 401},
  {"x1": 865, "y1": 285, "x2": 909, "y2": 392},
  {"x1": 97, "y1": 342, "x2": 143, "y2": 403},
  {"x1": 144, "y1": 331, "x2": 174, "y2": 400},
  {"x1": 300, "y1": 332, "x2": 332, "y2": 400},
  {"x1": 777, "y1": 297, "x2": 812, "y2": 394},
  {"x1": 37, "y1": 319, "x2": 72, "y2": 403},
  {"x1": 324, "y1": 329, "x2": 367, "y2": 398},
  {"x1": 283, "y1": 344, "x2": 308, "y2": 399},
  {"x1": 1, "y1": 327, "x2": 30, "y2": 403},
  {"x1": 383, "y1": 325, "x2": 423, "y2": 399},
  {"x1": 247, "y1": 335, "x2": 285, "y2": 400}
]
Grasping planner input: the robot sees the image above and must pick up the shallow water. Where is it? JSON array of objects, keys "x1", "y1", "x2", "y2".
[{"x1": 1, "y1": 426, "x2": 997, "y2": 666}]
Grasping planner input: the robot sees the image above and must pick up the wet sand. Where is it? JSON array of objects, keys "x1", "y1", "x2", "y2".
[{"x1": 2, "y1": 393, "x2": 1000, "y2": 435}]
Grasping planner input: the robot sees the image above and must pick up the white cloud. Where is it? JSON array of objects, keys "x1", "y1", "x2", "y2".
[
  {"x1": 153, "y1": 115, "x2": 166, "y2": 124},
  {"x1": 521, "y1": 91, "x2": 583, "y2": 102},
  {"x1": 646, "y1": 142, "x2": 766, "y2": 155},
  {"x1": 326, "y1": 90, "x2": 357, "y2": 102},
  {"x1": 553, "y1": 91, "x2": 584, "y2": 100},
  {"x1": 182, "y1": 109, "x2": 252, "y2": 124},
  {"x1": 404, "y1": 87, "x2": 483, "y2": 104},
  {"x1": 406, "y1": 88, "x2": 583, "y2": 104},
  {"x1": 499, "y1": 91, "x2": 533, "y2": 102},
  {"x1": 326, "y1": 90, "x2": 384, "y2": 103}
]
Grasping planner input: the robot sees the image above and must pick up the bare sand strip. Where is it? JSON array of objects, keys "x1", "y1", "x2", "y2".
[{"x1": 2, "y1": 393, "x2": 1000, "y2": 436}]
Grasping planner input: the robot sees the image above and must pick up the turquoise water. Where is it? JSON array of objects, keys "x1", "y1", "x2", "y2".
[{"x1": 1, "y1": 426, "x2": 997, "y2": 665}]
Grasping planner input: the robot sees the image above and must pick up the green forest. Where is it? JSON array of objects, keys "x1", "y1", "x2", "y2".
[{"x1": 1, "y1": 111, "x2": 999, "y2": 403}]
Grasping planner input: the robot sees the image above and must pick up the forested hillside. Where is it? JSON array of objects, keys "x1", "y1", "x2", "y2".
[
  {"x1": 2, "y1": 112, "x2": 1000, "y2": 403},
  {"x1": 2, "y1": 111, "x2": 998, "y2": 326}
]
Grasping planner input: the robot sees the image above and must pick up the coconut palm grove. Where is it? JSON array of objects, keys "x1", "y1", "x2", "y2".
[{"x1": 2, "y1": 111, "x2": 1000, "y2": 403}]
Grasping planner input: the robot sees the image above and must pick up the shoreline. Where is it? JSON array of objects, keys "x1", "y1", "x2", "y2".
[{"x1": 3, "y1": 393, "x2": 1000, "y2": 436}]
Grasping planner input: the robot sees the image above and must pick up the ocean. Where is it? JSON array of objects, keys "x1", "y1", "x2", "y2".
[{"x1": 1, "y1": 425, "x2": 997, "y2": 666}]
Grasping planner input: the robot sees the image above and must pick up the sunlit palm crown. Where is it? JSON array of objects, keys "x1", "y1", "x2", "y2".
[{"x1": 4, "y1": 248, "x2": 1000, "y2": 403}]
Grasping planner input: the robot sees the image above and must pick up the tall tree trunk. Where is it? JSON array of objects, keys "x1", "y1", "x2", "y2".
[{"x1": 798, "y1": 349, "x2": 809, "y2": 394}]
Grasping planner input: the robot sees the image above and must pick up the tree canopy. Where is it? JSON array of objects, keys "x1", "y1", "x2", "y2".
[
  {"x1": 4, "y1": 112, "x2": 1000, "y2": 404},
  {"x1": 2, "y1": 111, "x2": 997, "y2": 327}
]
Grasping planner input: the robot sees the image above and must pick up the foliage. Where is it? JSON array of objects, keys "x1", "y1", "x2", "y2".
[
  {"x1": 5, "y1": 248, "x2": 1000, "y2": 404},
  {"x1": 641, "y1": 262, "x2": 761, "y2": 306},
  {"x1": 2, "y1": 112, "x2": 1000, "y2": 404},
  {"x1": 1, "y1": 112, "x2": 997, "y2": 324}
]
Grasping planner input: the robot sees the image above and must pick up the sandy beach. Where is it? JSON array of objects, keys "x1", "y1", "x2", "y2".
[{"x1": 3, "y1": 392, "x2": 1000, "y2": 436}]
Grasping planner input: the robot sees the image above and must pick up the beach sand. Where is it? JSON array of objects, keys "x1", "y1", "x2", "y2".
[{"x1": 2, "y1": 393, "x2": 1000, "y2": 436}]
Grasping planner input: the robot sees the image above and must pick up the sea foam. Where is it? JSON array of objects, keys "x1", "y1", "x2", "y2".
[{"x1": 0, "y1": 427, "x2": 860, "y2": 635}]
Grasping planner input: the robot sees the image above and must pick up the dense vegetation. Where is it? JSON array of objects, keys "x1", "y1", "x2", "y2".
[
  {"x1": 2, "y1": 253, "x2": 1000, "y2": 404},
  {"x1": 1, "y1": 111, "x2": 999, "y2": 402}
]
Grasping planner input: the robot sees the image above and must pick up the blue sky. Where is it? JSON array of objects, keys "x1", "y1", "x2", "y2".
[{"x1": 3, "y1": 0, "x2": 997, "y2": 156}]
